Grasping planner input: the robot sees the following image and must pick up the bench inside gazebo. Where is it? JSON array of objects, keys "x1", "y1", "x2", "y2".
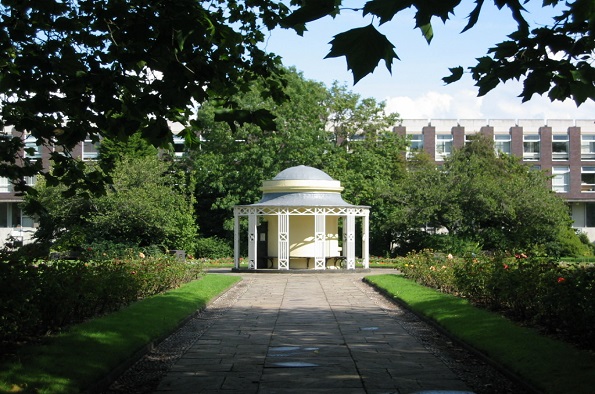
[{"x1": 233, "y1": 165, "x2": 370, "y2": 270}]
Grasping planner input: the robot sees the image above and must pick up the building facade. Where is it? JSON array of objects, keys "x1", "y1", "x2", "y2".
[
  {"x1": 3, "y1": 119, "x2": 595, "y2": 248},
  {"x1": 394, "y1": 119, "x2": 595, "y2": 240}
]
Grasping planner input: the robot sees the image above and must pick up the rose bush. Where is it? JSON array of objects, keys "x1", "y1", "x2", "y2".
[
  {"x1": 398, "y1": 251, "x2": 595, "y2": 349},
  {"x1": 0, "y1": 255, "x2": 203, "y2": 342}
]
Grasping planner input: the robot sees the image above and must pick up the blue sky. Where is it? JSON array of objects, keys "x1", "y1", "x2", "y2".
[{"x1": 263, "y1": 1, "x2": 595, "y2": 120}]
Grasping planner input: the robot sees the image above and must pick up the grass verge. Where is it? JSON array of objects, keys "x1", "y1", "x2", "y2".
[
  {"x1": 0, "y1": 274, "x2": 241, "y2": 394},
  {"x1": 364, "y1": 274, "x2": 595, "y2": 394}
]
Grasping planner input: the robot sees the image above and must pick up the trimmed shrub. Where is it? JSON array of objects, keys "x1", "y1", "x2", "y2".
[
  {"x1": 0, "y1": 256, "x2": 203, "y2": 342},
  {"x1": 398, "y1": 250, "x2": 595, "y2": 349},
  {"x1": 194, "y1": 237, "x2": 233, "y2": 258}
]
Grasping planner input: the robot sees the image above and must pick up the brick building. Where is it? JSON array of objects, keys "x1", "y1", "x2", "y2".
[
  {"x1": 394, "y1": 119, "x2": 595, "y2": 240},
  {"x1": 3, "y1": 119, "x2": 595, "y2": 248}
]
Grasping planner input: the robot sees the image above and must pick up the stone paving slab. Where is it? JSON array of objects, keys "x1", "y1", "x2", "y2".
[{"x1": 153, "y1": 273, "x2": 474, "y2": 393}]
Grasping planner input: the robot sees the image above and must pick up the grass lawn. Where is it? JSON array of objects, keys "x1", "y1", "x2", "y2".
[
  {"x1": 0, "y1": 274, "x2": 241, "y2": 394},
  {"x1": 364, "y1": 274, "x2": 595, "y2": 394}
]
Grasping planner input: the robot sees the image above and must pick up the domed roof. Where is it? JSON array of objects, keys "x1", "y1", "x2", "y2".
[
  {"x1": 253, "y1": 165, "x2": 353, "y2": 207},
  {"x1": 273, "y1": 165, "x2": 334, "y2": 181}
]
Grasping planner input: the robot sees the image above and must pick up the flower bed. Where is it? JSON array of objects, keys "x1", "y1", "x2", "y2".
[
  {"x1": 397, "y1": 250, "x2": 595, "y2": 350},
  {"x1": 0, "y1": 255, "x2": 204, "y2": 343}
]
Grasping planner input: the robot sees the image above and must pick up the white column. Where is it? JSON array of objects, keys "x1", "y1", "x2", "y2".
[
  {"x1": 248, "y1": 213, "x2": 257, "y2": 269},
  {"x1": 314, "y1": 210, "x2": 326, "y2": 269},
  {"x1": 278, "y1": 210, "x2": 289, "y2": 270},
  {"x1": 363, "y1": 210, "x2": 370, "y2": 269},
  {"x1": 233, "y1": 208, "x2": 240, "y2": 269},
  {"x1": 345, "y1": 211, "x2": 356, "y2": 270}
]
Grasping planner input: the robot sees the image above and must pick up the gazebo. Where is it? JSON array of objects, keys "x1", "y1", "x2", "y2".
[{"x1": 233, "y1": 165, "x2": 370, "y2": 270}]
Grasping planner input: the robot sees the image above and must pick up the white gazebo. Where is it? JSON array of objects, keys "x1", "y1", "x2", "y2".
[{"x1": 233, "y1": 165, "x2": 370, "y2": 270}]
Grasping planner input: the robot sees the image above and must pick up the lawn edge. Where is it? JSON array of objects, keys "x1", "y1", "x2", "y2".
[
  {"x1": 87, "y1": 274, "x2": 241, "y2": 393},
  {"x1": 362, "y1": 275, "x2": 541, "y2": 394}
]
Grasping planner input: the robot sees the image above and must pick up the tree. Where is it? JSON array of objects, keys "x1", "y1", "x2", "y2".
[
  {"x1": 0, "y1": 0, "x2": 289, "y2": 192},
  {"x1": 189, "y1": 68, "x2": 405, "y2": 251},
  {"x1": 392, "y1": 135, "x2": 574, "y2": 254},
  {"x1": 96, "y1": 131, "x2": 158, "y2": 174},
  {"x1": 3, "y1": 1, "x2": 591, "y2": 193},
  {"x1": 282, "y1": 0, "x2": 595, "y2": 105},
  {"x1": 189, "y1": 68, "x2": 334, "y2": 238},
  {"x1": 24, "y1": 155, "x2": 197, "y2": 253},
  {"x1": 325, "y1": 131, "x2": 408, "y2": 254}
]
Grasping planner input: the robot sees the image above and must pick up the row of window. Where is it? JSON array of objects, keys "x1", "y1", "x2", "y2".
[
  {"x1": 23, "y1": 136, "x2": 100, "y2": 160},
  {"x1": 407, "y1": 133, "x2": 595, "y2": 161},
  {"x1": 0, "y1": 202, "x2": 34, "y2": 228},
  {"x1": 551, "y1": 166, "x2": 595, "y2": 193},
  {"x1": 22, "y1": 136, "x2": 188, "y2": 160}
]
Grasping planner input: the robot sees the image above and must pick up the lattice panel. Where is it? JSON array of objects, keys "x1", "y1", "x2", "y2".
[
  {"x1": 278, "y1": 213, "x2": 289, "y2": 270},
  {"x1": 248, "y1": 214, "x2": 257, "y2": 270},
  {"x1": 235, "y1": 205, "x2": 369, "y2": 217},
  {"x1": 345, "y1": 214, "x2": 356, "y2": 270},
  {"x1": 314, "y1": 213, "x2": 326, "y2": 270}
]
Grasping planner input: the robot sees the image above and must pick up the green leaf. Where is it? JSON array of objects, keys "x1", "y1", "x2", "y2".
[
  {"x1": 569, "y1": 81, "x2": 595, "y2": 106},
  {"x1": 214, "y1": 108, "x2": 277, "y2": 132},
  {"x1": 280, "y1": 0, "x2": 339, "y2": 34},
  {"x1": 443, "y1": 66, "x2": 464, "y2": 84},
  {"x1": 419, "y1": 22, "x2": 434, "y2": 44},
  {"x1": 363, "y1": 0, "x2": 411, "y2": 25},
  {"x1": 325, "y1": 25, "x2": 398, "y2": 84},
  {"x1": 462, "y1": 0, "x2": 485, "y2": 33}
]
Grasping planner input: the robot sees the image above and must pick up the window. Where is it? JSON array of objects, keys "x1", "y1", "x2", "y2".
[
  {"x1": 0, "y1": 177, "x2": 11, "y2": 193},
  {"x1": 435, "y1": 134, "x2": 453, "y2": 160},
  {"x1": 172, "y1": 136, "x2": 186, "y2": 158},
  {"x1": 25, "y1": 176, "x2": 36, "y2": 188},
  {"x1": 82, "y1": 138, "x2": 99, "y2": 160},
  {"x1": 407, "y1": 134, "x2": 423, "y2": 158},
  {"x1": 587, "y1": 203, "x2": 595, "y2": 227},
  {"x1": 552, "y1": 134, "x2": 569, "y2": 160},
  {"x1": 581, "y1": 167, "x2": 595, "y2": 192},
  {"x1": 523, "y1": 134, "x2": 540, "y2": 160},
  {"x1": 24, "y1": 136, "x2": 42, "y2": 159},
  {"x1": 494, "y1": 134, "x2": 511, "y2": 155},
  {"x1": 581, "y1": 135, "x2": 595, "y2": 160},
  {"x1": 0, "y1": 203, "x2": 33, "y2": 228},
  {"x1": 464, "y1": 134, "x2": 474, "y2": 146},
  {"x1": 552, "y1": 166, "x2": 570, "y2": 192}
]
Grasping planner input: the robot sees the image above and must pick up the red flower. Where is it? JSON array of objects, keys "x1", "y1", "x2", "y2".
[
  {"x1": 557, "y1": 277, "x2": 565, "y2": 283},
  {"x1": 503, "y1": 264, "x2": 509, "y2": 270}
]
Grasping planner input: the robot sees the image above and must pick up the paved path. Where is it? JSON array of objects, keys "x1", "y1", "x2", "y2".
[{"x1": 152, "y1": 271, "x2": 474, "y2": 394}]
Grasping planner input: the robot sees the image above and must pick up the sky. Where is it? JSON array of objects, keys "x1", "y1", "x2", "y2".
[{"x1": 263, "y1": 1, "x2": 595, "y2": 121}]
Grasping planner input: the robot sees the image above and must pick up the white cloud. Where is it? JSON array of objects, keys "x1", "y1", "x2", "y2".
[
  {"x1": 384, "y1": 90, "x2": 484, "y2": 119},
  {"x1": 384, "y1": 84, "x2": 595, "y2": 121}
]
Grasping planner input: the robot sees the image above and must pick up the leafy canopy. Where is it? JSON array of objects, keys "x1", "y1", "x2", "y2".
[
  {"x1": 24, "y1": 155, "x2": 197, "y2": 253},
  {"x1": 392, "y1": 135, "x2": 574, "y2": 255},
  {"x1": 2, "y1": 0, "x2": 592, "y2": 195},
  {"x1": 0, "y1": 0, "x2": 289, "y2": 192}
]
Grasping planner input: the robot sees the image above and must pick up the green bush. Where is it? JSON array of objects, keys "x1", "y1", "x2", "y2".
[
  {"x1": 398, "y1": 250, "x2": 595, "y2": 349},
  {"x1": 194, "y1": 237, "x2": 233, "y2": 258},
  {"x1": 0, "y1": 256, "x2": 203, "y2": 342},
  {"x1": 78, "y1": 241, "x2": 165, "y2": 261}
]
